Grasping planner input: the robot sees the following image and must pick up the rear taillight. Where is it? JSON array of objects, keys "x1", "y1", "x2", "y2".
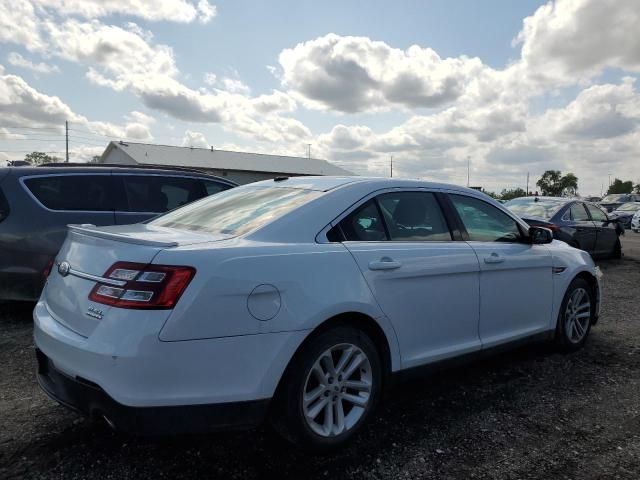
[
  {"x1": 543, "y1": 223, "x2": 560, "y2": 232},
  {"x1": 89, "y1": 262, "x2": 195, "y2": 309}
]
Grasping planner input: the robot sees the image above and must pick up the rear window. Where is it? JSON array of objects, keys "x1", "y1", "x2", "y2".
[
  {"x1": 504, "y1": 198, "x2": 564, "y2": 219},
  {"x1": 601, "y1": 194, "x2": 628, "y2": 203},
  {"x1": 23, "y1": 175, "x2": 112, "y2": 211},
  {"x1": 149, "y1": 186, "x2": 322, "y2": 236},
  {"x1": 617, "y1": 203, "x2": 640, "y2": 212}
]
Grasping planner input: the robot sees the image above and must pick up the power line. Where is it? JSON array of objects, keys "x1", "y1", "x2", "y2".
[
  {"x1": 0, "y1": 125, "x2": 63, "y2": 131},
  {"x1": 0, "y1": 137, "x2": 64, "y2": 142}
]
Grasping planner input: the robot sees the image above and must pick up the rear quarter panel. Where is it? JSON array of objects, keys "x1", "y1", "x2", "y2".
[{"x1": 154, "y1": 241, "x2": 401, "y2": 370}]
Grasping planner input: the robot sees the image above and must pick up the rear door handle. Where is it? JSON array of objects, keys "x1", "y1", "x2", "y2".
[
  {"x1": 484, "y1": 253, "x2": 505, "y2": 264},
  {"x1": 368, "y1": 257, "x2": 402, "y2": 271}
]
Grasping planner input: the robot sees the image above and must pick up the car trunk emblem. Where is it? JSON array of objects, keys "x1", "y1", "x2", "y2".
[{"x1": 57, "y1": 261, "x2": 70, "y2": 277}]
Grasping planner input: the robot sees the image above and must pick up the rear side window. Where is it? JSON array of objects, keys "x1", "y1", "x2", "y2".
[
  {"x1": 24, "y1": 175, "x2": 112, "y2": 211},
  {"x1": 569, "y1": 204, "x2": 590, "y2": 221},
  {"x1": 378, "y1": 191, "x2": 451, "y2": 241},
  {"x1": 340, "y1": 200, "x2": 387, "y2": 241},
  {"x1": 449, "y1": 194, "x2": 522, "y2": 242},
  {"x1": 120, "y1": 176, "x2": 206, "y2": 213},
  {"x1": 587, "y1": 204, "x2": 607, "y2": 222},
  {"x1": 202, "y1": 180, "x2": 232, "y2": 196}
]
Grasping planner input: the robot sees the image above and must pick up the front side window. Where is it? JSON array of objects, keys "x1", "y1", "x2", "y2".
[
  {"x1": 24, "y1": 175, "x2": 112, "y2": 211},
  {"x1": 377, "y1": 192, "x2": 451, "y2": 241},
  {"x1": 587, "y1": 204, "x2": 608, "y2": 222},
  {"x1": 150, "y1": 186, "x2": 322, "y2": 236},
  {"x1": 569, "y1": 203, "x2": 591, "y2": 221},
  {"x1": 450, "y1": 194, "x2": 522, "y2": 242},
  {"x1": 339, "y1": 200, "x2": 386, "y2": 241}
]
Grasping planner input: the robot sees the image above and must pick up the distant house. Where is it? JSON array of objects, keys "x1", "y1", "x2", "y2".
[{"x1": 98, "y1": 141, "x2": 352, "y2": 185}]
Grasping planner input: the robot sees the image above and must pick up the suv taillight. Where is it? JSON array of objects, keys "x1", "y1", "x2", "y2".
[
  {"x1": 0, "y1": 187, "x2": 9, "y2": 223},
  {"x1": 89, "y1": 262, "x2": 195, "y2": 309}
]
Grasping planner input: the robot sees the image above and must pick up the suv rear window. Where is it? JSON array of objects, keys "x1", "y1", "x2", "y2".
[
  {"x1": 23, "y1": 175, "x2": 113, "y2": 211},
  {"x1": 118, "y1": 176, "x2": 211, "y2": 213}
]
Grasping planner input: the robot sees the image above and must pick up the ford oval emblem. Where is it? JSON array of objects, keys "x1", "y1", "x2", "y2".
[{"x1": 57, "y1": 261, "x2": 71, "y2": 277}]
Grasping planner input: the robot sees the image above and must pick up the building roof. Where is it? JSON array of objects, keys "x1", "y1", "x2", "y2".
[{"x1": 99, "y1": 141, "x2": 352, "y2": 176}]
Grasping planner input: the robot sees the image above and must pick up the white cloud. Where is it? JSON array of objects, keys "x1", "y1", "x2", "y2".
[
  {"x1": 516, "y1": 0, "x2": 640, "y2": 85},
  {"x1": 279, "y1": 33, "x2": 488, "y2": 113},
  {"x1": 7, "y1": 52, "x2": 59, "y2": 74},
  {"x1": 182, "y1": 130, "x2": 209, "y2": 148},
  {"x1": 33, "y1": 0, "x2": 217, "y2": 23},
  {"x1": 0, "y1": 1, "x2": 45, "y2": 52},
  {"x1": 535, "y1": 79, "x2": 640, "y2": 139}
]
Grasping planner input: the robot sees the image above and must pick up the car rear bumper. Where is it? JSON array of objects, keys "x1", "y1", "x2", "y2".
[
  {"x1": 36, "y1": 348, "x2": 270, "y2": 435},
  {"x1": 34, "y1": 300, "x2": 309, "y2": 416}
]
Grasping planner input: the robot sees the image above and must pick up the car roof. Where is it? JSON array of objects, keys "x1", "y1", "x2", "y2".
[
  {"x1": 0, "y1": 164, "x2": 237, "y2": 185},
  {"x1": 506, "y1": 196, "x2": 572, "y2": 203},
  {"x1": 250, "y1": 175, "x2": 483, "y2": 193}
]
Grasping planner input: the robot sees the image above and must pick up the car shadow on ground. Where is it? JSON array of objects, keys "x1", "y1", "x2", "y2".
[{"x1": 17, "y1": 332, "x2": 620, "y2": 479}]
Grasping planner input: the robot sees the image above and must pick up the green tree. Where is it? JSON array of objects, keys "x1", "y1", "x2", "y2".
[
  {"x1": 499, "y1": 187, "x2": 527, "y2": 201},
  {"x1": 536, "y1": 170, "x2": 578, "y2": 196},
  {"x1": 635, "y1": 183, "x2": 640, "y2": 194},
  {"x1": 24, "y1": 151, "x2": 58, "y2": 165},
  {"x1": 481, "y1": 189, "x2": 499, "y2": 199},
  {"x1": 607, "y1": 178, "x2": 634, "y2": 195}
]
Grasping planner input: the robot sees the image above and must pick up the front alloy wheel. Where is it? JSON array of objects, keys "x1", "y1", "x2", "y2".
[{"x1": 556, "y1": 278, "x2": 593, "y2": 352}]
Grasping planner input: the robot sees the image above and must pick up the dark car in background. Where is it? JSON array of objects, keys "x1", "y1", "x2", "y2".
[
  {"x1": 607, "y1": 202, "x2": 640, "y2": 229},
  {"x1": 599, "y1": 193, "x2": 640, "y2": 212},
  {"x1": 505, "y1": 197, "x2": 622, "y2": 259},
  {"x1": 0, "y1": 164, "x2": 236, "y2": 301}
]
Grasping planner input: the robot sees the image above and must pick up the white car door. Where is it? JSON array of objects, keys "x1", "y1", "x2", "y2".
[
  {"x1": 447, "y1": 193, "x2": 553, "y2": 349},
  {"x1": 337, "y1": 191, "x2": 481, "y2": 368}
]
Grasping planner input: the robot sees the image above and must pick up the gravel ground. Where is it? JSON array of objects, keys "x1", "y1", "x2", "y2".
[{"x1": 1, "y1": 234, "x2": 640, "y2": 479}]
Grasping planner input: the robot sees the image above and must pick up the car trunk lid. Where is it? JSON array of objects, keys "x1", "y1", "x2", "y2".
[{"x1": 44, "y1": 224, "x2": 227, "y2": 337}]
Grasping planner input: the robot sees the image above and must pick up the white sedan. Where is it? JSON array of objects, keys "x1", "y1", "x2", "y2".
[{"x1": 34, "y1": 176, "x2": 602, "y2": 451}]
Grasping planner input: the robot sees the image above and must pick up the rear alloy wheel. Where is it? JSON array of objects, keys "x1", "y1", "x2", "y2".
[
  {"x1": 271, "y1": 326, "x2": 382, "y2": 451},
  {"x1": 556, "y1": 278, "x2": 593, "y2": 352}
]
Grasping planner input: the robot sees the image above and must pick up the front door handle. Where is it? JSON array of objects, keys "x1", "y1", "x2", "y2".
[
  {"x1": 484, "y1": 253, "x2": 505, "y2": 264},
  {"x1": 368, "y1": 257, "x2": 402, "y2": 271}
]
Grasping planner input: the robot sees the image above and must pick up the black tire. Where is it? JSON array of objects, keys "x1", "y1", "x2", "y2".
[
  {"x1": 612, "y1": 237, "x2": 622, "y2": 259},
  {"x1": 270, "y1": 326, "x2": 382, "y2": 452},
  {"x1": 555, "y1": 277, "x2": 593, "y2": 352}
]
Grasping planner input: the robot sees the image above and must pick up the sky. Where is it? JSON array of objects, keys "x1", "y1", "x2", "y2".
[{"x1": 1, "y1": 0, "x2": 639, "y2": 196}]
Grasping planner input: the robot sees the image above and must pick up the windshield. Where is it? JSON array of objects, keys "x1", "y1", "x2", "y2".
[
  {"x1": 601, "y1": 194, "x2": 628, "y2": 203},
  {"x1": 504, "y1": 198, "x2": 564, "y2": 220},
  {"x1": 617, "y1": 203, "x2": 640, "y2": 212},
  {"x1": 150, "y1": 186, "x2": 322, "y2": 236}
]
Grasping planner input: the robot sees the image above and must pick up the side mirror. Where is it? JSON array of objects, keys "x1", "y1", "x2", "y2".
[{"x1": 529, "y1": 226, "x2": 553, "y2": 245}]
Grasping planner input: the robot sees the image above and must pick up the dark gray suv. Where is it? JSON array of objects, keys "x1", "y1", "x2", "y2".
[{"x1": 0, "y1": 164, "x2": 236, "y2": 301}]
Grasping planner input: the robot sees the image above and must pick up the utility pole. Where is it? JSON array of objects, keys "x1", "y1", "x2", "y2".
[
  {"x1": 390, "y1": 155, "x2": 393, "y2": 178},
  {"x1": 608, "y1": 174, "x2": 612, "y2": 187},
  {"x1": 526, "y1": 172, "x2": 530, "y2": 195},
  {"x1": 307, "y1": 144, "x2": 311, "y2": 160},
  {"x1": 466, "y1": 156, "x2": 470, "y2": 187},
  {"x1": 65, "y1": 120, "x2": 69, "y2": 162}
]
